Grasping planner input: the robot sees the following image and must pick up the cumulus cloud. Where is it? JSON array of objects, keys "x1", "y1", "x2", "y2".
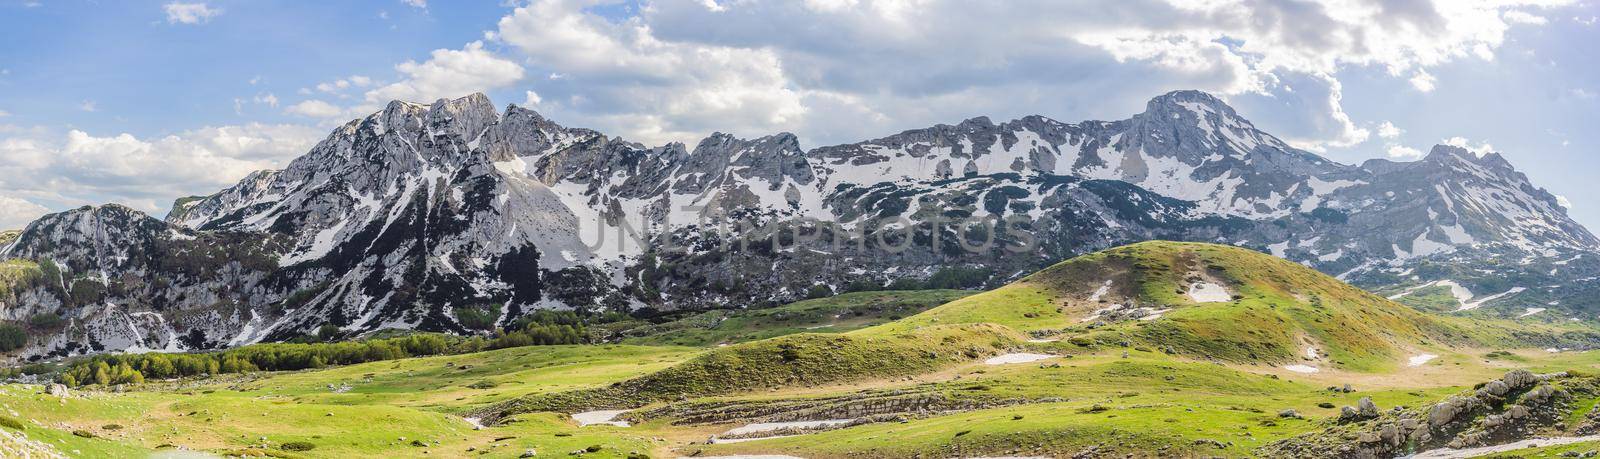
[
  {"x1": 1557, "y1": 195, "x2": 1573, "y2": 210},
  {"x1": 315, "y1": 75, "x2": 375, "y2": 94},
  {"x1": 1410, "y1": 71, "x2": 1438, "y2": 92},
  {"x1": 164, "y1": 2, "x2": 222, "y2": 24},
  {"x1": 0, "y1": 196, "x2": 50, "y2": 230},
  {"x1": 284, "y1": 100, "x2": 344, "y2": 119},
  {"x1": 1443, "y1": 136, "x2": 1497, "y2": 156},
  {"x1": 1387, "y1": 145, "x2": 1425, "y2": 160},
  {"x1": 489, "y1": 1, "x2": 818, "y2": 145},
  {"x1": 1378, "y1": 121, "x2": 1404, "y2": 139},
  {"x1": 0, "y1": 124, "x2": 323, "y2": 218},
  {"x1": 1503, "y1": 10, "x2": 1548, "y2": 25},
  {"x1": 362, "y1": 41, "x2": 525, "y2": 107},
  {"x1": 463, "y1": 0, "x2": 1570, "y2": 149}
]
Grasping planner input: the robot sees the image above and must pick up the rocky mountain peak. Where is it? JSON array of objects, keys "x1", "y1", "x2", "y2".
[
  {"x1": 1142, "y1": 90, "x2": 1240, "y2": 121},
  {"x1": 956, "y1": 116, "x2": 996, "y2": 129},
  {"x1": 1422, "y1": 144, "x2": 1477, "y2": 163},
  {"x1": 424, "y1": 92, "x2": 500, "y2": 140}
]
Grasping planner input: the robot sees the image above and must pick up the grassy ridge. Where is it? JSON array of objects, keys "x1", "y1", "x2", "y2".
[
  {"x1": 689, "y1": 348, "x2": 1478, "y2": 458},
  {"x1": 476, "y1": 323, "x2": 1024, "y2": 420},
  {"x1": 612, "y1": 289, "x2": 973, "y2": 347},
  {"x1": 881, "y1": 241, "x2": 1594, "y2": 371},
  {"x1": 480, "y1": 241, "x2": 1575, "y2": 422}
]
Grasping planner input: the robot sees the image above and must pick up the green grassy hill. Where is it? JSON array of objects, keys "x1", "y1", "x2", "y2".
[
  {"x1": 610, "y1": 289, "x2": 973, "y2": 347},
  {"x1": 885, "y1": 241, "x2": 1591, "y2": 371},
  {"x1": 479, "y1": 241, "x2": 1600, "y2": 423}
]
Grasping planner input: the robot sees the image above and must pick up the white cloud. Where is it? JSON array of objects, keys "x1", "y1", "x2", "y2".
[
  {"x1": 1443, "y1": 136, "x2": 1497, "y2": 156},
  {"x1": 315, "y1": 75, "x2": 375, "y2": 94},
  {"x1": 1557, "y1": 195, "x2": 1573, "y2": 210},
  {"x1": 1503, "y1": 10, "x2": 1548, "y2": 25},
  {"x1": 1378, "y1": 121, "x2": 1404, "y2": 139},
  {"x1": 284, "y1": 100, "x2": 344, "y2": 119},
  {"x1": 1410, "y1": 71, "x2": 1438, "y2": 92},
  {"x1": 1573, "y1": 88, "x2": 1597, "y2": 100},
  {"x1": 255, "y1": 93, "x2": 279, "y2": 108},
  {"x1": 362, "y1": 41, "x2": 526, "y2": 107},
  {"x1": 402, "y1": 0, "x2": 427, "y2": 9},
  {"x1": 469, "y1": 0, "x2": 1571, "y2": 149},
  {"x1": 523, "y1": 90, "x2": 543, "y2": 107},
  {"x1": 0, "y1": 196, "x2": 50, "y2": 229},
  {"x1": 1387, "y1": 145, "x2": 1425, "y2": 160},
  {"x1": 233, "y1": 93, "x2": 280, "y2": 115},
  {"x1": 79, "y1": 100, "x2": 97, "y2": 112},
  {"x1": 0, "y1": 124, "x2": 323, "y2": 217},
  {"x1": 163, "y1": 2, "x2": 222, "y2": 24}
]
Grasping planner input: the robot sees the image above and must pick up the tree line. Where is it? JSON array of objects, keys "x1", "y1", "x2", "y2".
[{"x1": 53, "y1": 311, "x2": 600, "y2": 387}]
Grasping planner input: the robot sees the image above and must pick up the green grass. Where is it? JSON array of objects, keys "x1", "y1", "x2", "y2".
[
  {"x1": 689, "y1": 349, "x2": 1469, "y2": 458},
  {"x1": 878, "y1": 241, "x2": 1594, "y2": 372},
  {"x1": 477, "y1": 323, "x2": 1025, "y2": 418},
  {"x1": 1391, "y1": 284, "x2": 1466, "y2": 313},
  {"x1": 1486, "y1": 440, "x2": 1600, "y2": 458},
  {"x1": 874, "y1": 241, "x2": 1453, "y2": 370},
  {"x1": 11, "y1": 240, "x2": 1600, "y2": 458},
  {"x1": 613, "y1": 289, "x2": 973, "y2": 347},
  {"x1": 207, "y1": 344, "x2": 699, "y2": 412},
  {"x1": 0, "y1": 345, "x2": 696, "y2": 457}
]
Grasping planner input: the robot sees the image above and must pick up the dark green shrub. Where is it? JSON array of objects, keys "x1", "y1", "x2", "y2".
[
  {"x1": 925, "y1": 267, "x2": 992, "y2": 289},
  {"x1": 0, "y1": 415, "x2": 24, "y2": 430},
  {"x1": 805, "y1": 284, "x2": 834, "y2": 299},
  {"x1": 0, "y1": 323, "x2": 25, "y2": 351},
  {"x1": 453, "y1": 306, "x2": 501, "y2": 331},
  {"x1": 27, "y1": 313, "x2": 66, "y2": 330},
  {"x1": 282, "y1": 441, "x2": 316, "y2": 451}
]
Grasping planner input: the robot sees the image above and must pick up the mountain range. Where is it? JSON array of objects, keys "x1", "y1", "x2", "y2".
[{"x1": 1, "y1": 90, "x2": 1595, "y2": 361}]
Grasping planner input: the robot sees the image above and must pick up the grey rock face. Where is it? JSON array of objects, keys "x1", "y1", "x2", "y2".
[
  {"x1": 1265, "y1": 370, "x2": 1583, "y2": 458},
  {"x1": 3, "y1": 90, "x2": 1597, "y2": 359}
]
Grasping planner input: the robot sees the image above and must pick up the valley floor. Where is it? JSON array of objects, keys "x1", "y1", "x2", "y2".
[
  {"x1": 2, "y1": 343, "x2": 1598, "y2": 458},
  {"x1": 7, "y1": 243, "x2": 1600, "y2": 458}
]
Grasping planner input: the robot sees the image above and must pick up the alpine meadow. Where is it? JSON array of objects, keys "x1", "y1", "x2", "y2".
[{"x1": 4, "y1": 1, "x2": 1600, "y2": 458}]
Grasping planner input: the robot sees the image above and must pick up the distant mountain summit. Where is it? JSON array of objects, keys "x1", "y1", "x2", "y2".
[{"x1": 2, "y1": 90, "x2": 1595, "y2": 360}]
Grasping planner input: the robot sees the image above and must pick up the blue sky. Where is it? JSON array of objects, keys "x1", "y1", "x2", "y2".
[{"x1": 1, "y1": 0, "x2": 1597, "y2": 232}]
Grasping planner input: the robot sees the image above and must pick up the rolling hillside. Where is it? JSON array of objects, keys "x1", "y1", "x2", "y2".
[
  {"x1": 6, "y1": 241, "x2": 1600, "y2": 458},
  {"x1": 476, "y1": 242, "x2": 1600, "y2": 422}
]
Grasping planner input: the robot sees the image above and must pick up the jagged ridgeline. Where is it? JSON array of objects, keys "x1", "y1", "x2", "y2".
[{"x1": 1, "y1": 90, "x2": 1597, "y2": 360}]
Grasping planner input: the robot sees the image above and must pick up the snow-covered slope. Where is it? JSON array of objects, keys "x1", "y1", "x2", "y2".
[{"x1": 2, "y1": 90, "x2": 1595, "y2": 360}]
